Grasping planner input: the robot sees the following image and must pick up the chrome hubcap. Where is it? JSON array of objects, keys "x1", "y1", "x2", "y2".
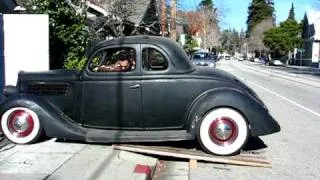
[
  {"x1": 209, "y1": 117, "x2": 238, "y2": 146},
  {"x1": 7, "y1": 110, "x2": 34, "y2": 137},
  {"x1": 214, "y1": 122, "x2": 233, "y2": 141},
  {"x1": 13, "y1": 114, "x2": 30, "y2": 132}
]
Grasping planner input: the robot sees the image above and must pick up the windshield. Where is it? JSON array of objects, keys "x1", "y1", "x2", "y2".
[{"x1": 192, "y1": 53, "x2": 215, "y2": 60}]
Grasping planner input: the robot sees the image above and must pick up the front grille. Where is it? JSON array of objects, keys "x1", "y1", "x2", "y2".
[
  {"x1": 27, "y1": 83, "x2": 69, "y2": 96},
  {"x1": 196, "y1": 63, "x2": 208, "y2": 66}
]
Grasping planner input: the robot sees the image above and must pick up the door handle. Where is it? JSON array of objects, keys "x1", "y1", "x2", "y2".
[{"x1": 129, "y1": 84, "x2": 140, "y2": 89}]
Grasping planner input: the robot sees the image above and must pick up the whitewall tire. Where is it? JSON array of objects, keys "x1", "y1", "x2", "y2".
[
  {"x1": 1, "y1": 107, "x2": 42, "y2": 144},
  {"x1": 197, "y1": 108, "x2": 249, "y2": 156}
]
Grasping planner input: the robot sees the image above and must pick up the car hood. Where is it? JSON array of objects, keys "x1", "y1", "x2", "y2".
[
  {"x1": 18, "y1": 69, "x2": 80, "y2": 81},
  {"x1": 192, "y1": 59, "x2": 215, "y2": 63}
]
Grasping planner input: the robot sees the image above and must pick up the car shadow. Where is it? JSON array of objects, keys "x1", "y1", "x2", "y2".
[
  {"x1": 55, "y1": 137, "x2": 268, "y2": 156},
  {"x1": 242, "y1": 137, "x2": 267, "y2": 151}
]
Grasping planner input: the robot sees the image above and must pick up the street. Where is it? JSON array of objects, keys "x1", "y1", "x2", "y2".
[
  {"x1": 1, "y1": 0, "x2": 320, "y2": 179},
  {"x1": 1, "y1": 60, "x2": 320, "y2": 180},
  {"x1": 187, "y1": 60, "x2": 320, "y2": 180}
]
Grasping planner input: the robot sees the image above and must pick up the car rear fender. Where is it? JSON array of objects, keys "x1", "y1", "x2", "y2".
[
  {"x1": 186, "y1": 88, "x2": 280, "y2": 137},
  {"x1": 0, "y1": 94, "x2": 86, "y2": 140}
]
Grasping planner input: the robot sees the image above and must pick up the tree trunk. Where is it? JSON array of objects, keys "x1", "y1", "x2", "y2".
[
  {"x1": 170, "y1": 0, "x2": 177, "y2": 41},
  {"x1": 161, "y1": 0, "x2": 166, "y2": 36}
]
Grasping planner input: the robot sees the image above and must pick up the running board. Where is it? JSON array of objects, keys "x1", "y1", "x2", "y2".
[{"x1": 85, "y1": 129, "x2": 194, "y2": 143}]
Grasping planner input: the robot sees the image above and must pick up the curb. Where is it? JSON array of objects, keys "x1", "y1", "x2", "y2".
[
  {"x1": 132, "y1": 164, "x2": 154, "y2": 180},
  {"x1": 118, "y1": 150, "x2": 158, "y2": 180}
]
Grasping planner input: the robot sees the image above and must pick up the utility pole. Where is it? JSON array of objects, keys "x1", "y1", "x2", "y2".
[
  {"x1": 170, "y1": 0, "x2": 177, "y2": 41},
  {"x1": 161, "y1": 0, "x2": 166, "y2": 36}
]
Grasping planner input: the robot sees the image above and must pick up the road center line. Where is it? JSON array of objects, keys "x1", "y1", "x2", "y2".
[{"x1": 247, "y1": 80, "x2": 320, "y2": 118}]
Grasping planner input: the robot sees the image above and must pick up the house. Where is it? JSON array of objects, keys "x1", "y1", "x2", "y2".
[{"x1": 301, "y1": 10, "x2": 320, "y2": 67}]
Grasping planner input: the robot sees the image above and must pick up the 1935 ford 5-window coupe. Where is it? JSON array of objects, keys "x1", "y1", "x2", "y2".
[{"x1": 0, "y1": 36, "x2": 280, "y2": 156}]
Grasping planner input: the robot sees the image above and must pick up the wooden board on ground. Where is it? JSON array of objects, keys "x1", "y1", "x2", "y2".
[
  {"x1": 189, "y1": 159, "x2": 198, "y2": 169},
  {"x1": 112, "y1": 144, "x2": 271, "y2": 168}
]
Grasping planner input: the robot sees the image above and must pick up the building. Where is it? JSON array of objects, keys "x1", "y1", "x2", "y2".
[{"x1": 301, "y1": 10, "x2": 320, "y2": 67}]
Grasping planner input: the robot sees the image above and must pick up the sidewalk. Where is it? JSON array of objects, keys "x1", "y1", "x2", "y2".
[
  {"x1": 287, "y1": 65, "x2": 320, "y2": 72},
  {"x1": 0, "y1": 139, "x2": 158, "y2": 180},
  {"x1": 247, "y1": 61, "x2": 320, "y2": 74}
]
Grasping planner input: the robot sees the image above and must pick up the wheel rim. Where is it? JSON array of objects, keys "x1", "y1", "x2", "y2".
[
  {"x1": 208, "y1": 117, "x2": 238, "y2": 146},
  {"x1": 7, "y1": 110, "x2": 34, "y2": 138},
  {"x1": 1, "y1": 107, "x2": 41, "y2": 144},
  {"x1": 198, "y1": 108, "x2": 248, "y2": 155}
]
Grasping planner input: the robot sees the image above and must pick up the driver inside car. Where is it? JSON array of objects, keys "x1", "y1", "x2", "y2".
[{"x1": 94, "y1": 51, "x2": 135, "y2": 72}]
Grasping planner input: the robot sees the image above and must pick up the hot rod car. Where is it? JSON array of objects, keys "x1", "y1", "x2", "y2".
[{"x1": 0, "y1": 36, "x2": 280, "y2": 156}]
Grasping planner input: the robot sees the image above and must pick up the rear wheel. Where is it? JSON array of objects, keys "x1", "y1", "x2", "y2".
[
  {"x1": 197, "y1": 107, "x2": 249, "y2": 156},
  {"x1": 1, "y1": 107, "x2": 42, "y2": 144}
]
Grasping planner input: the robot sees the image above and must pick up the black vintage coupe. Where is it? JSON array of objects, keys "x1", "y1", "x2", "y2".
[{"x1": 0, "y1": 36, "x2": 280, "y2": 155}]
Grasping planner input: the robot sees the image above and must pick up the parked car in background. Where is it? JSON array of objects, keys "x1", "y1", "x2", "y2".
[
  {"x1": 269, "y1": 56, "x2": 286, "y2": 66},
  {"x1": 0, "y1": 36, "x2": 280, "y2": 156},
  {"x1": 238, "y1": 56, "x2": 245, "y2": 61},
  {"x1": 190, "y1": 52, "x2": 217, "y2": 68}
]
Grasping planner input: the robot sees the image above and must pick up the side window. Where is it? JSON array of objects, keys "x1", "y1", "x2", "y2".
[
  {"x1": 88, "y1": 47, "x2": 136, "y2": 72},
  {"x1": 142, "y1": 48, "x2": 168, "y2": 71}
]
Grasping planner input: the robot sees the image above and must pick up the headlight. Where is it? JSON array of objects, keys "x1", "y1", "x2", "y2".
[
  {"x1": 209, "y1": 63, "x2": 215, "y2": 67},
  {"x1": 3, "y1": 86, "x2": 18, "y2": 97}
]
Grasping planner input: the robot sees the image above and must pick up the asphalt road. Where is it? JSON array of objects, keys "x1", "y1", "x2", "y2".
[{"x1": 189, "y1": 60, "x2": 320, "y2": 180}]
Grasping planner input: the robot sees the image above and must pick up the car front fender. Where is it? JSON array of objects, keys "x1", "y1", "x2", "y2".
[
  {"x1": 0, "y1": 94, "x2": 86, "y2": 140},
  {"x1": 186, "y1": 88, "x2": 280, "y2": 137}
]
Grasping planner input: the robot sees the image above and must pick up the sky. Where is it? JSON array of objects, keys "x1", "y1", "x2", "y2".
[{"x1": 179, "y1": 0, "x2": 320, "y2": 31}]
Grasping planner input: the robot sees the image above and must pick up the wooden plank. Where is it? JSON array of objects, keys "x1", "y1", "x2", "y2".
[
  {"x1": 112, "y1": 144, "x2": 271, "y2": 168},
  {"x1": 189, "y1": 159, "x2": 198, "y2": 169}
]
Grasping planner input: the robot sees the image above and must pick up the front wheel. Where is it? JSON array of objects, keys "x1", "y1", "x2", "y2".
[
  {"x1": 197, "y1": 108, "x2": 249, "y2": 156},
  {"x1": 1, "y1": 107, "x2": 42, "y2": 144}
]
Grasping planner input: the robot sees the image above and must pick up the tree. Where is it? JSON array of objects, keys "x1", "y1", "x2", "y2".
[
  {"x1": 248, "y1": 17, "x2": 273, "y2": 56},
  {"x1": 181, "y1": 1, "x2": 220, "y2": 50},
  {"x1": 263, "y1": 19, "x2": 303, "y2": 60},
  {"x1": 20, "y1": 0, "x2": 88, "y2": 70},
  {"x1": 220, "y1": 29, "x2": 233, "y2": 54},
  {"x1": 89, "y1": 0, "x2": 159, "y2": 40},
  {"x1": 239, "y1": 29, "x2": 246, "y2": 53},
  {"x1": 301, "y1": 13, "x2": 309, "y2": 39},
  {"x1": 160, "y1": 0, "x2": 167, "y2": 36},
  {"x1": 288, "y1": 2, "x2": 295, "y2": 20},
  {"x1": 232, "y1": 29, "x2": 240, "y2": 50},
  {"x1": 184, "y1": 35, "x2": 199, "y2": 54},
  {"x1": 246, "y1": 0, "x2": 274, "y2": 34},
  {"x1": 198, "y1": 1, "x2": 220, "y2": 50},
  {"x1": 170, "y1": 0, "x2": 177, "y2": 40},
  {"x1": 246, "y1": 0, "x2": 274, "y2": 57},
  {"x1": 199, "y1": 0, "x2": 213, "y2": 8}
]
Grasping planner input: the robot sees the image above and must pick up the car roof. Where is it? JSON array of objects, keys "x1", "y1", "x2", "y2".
[{"x1": 93, "y1": 36, "x2": 194, "y2": 72}]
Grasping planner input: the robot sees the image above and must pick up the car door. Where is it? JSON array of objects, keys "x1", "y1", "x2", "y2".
[
  {"x1": 81, "y1": 45, "x2": 143, "y2": 129},
  {"x1": 140, "y1": 45, "x2": 190, "y2": 129}
]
